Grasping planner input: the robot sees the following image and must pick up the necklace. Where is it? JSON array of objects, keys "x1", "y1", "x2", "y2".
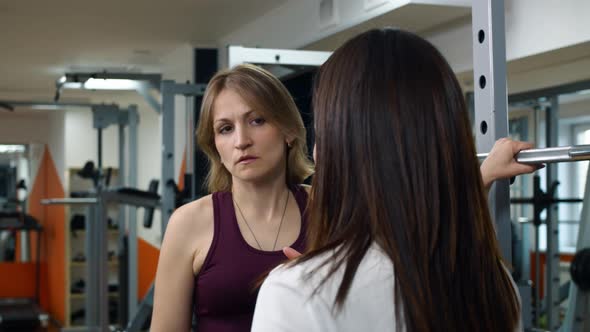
[{"x1": 233, "y1": 188, "x2": 290, "y2": 251}]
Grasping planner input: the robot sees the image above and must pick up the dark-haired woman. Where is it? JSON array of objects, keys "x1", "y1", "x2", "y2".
[{"x1": 252, "y1": 28, "x2": 535, "y2": 332}]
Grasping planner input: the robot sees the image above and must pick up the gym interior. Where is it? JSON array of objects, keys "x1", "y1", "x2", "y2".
[{"x1": 1, "y1": 1, "x2": 589, "y2": 331}]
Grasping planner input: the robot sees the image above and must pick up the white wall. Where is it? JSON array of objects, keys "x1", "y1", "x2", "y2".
[
  {"x1": 0, "y1": 111, "x2": 65, "y2": 185},
  {"x1": 426, "y1": 0, "x2": 590, "y2": 92},
  {"x1": 420, "y1": 0, "x2": 590, "y2": 71},
  {"x1": 64, "y1": 109, "x2": 119, "y2": 170},
  {"x1": 507, "y1": 56, "x2": 590, "y2": 94},
  {"x1": 47, "y1": 111, "x2": 65, "y2": 185},
  {"x1": 219, "y1": 0, "x2": 419, "y2": 67},
  {"x1": 0, "y1": 112, "x2": 52, "y2": 144},
  {"x1": 503, "y1": 0, "x2": 590, "y2": 61},
  {"x1": 220, "y1": 0, "x2": 590, "y2": 95},
  {"x1": 220, "y1": 0, "x2": 469, "y2": 53}
]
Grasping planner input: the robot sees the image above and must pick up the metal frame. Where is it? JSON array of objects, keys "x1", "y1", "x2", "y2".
[
  {"x1": 562, "y1": 165, "x2": 590, "y2": 331},
  {"x1": 545, "y1": 97, "x2": 561, "y2": 330},
  {"x1": 40, "y1": 198, "x2": 100, "y2": 331},
  {"x1": 92, "y1": 104, "x2": 142, "y2": 328},
  {"x1": 126, "y1": 106, "x2": 140, "y2": 318},
  {"x1": 99, "y1": 182, "x2": 161, "y2": 328},
  {"x1": 42, "y1": 189, "x2": 160, "y2": 332},
  {"x1": 160, "y1": 81, "x2": 206, "y2": 233},
  {"x1": 473, "y1": 2, "x2": 590, "y2": 330},
  {"x1": 91, "y1": 103, "x2": 142, "y2": 321},
  {"x1": 477, "y1": 145, "x2": 590, "y2": 163},
  {"x1": 472, "y1": 0, "x2": 512, "y2": 263},
  {"x1": 101, "y1": 191, "x2": 160, "y2": 209},
  {"x1": 185, "y1": 95, "x2": 196, "y2": 199},
  {"x1": 40, "y1": 102, "x2": 140, "y2": 332}
]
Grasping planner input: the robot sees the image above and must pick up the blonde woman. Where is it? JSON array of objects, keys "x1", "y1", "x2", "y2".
[{"x1": 151, "y1": 64, "x2": 313, "y2": 332}]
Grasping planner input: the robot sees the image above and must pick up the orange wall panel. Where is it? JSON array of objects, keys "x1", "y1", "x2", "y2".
[
  {"x1": 27, "y1": 145, "x2": 66, "y2": 324},
  {"x1": 178, "y1": 149, "x2": 186, "y2": 191},
  {"x1": 138, "y1": 238, "x2": 160, "y2": 299},
  {"x1": 530, "y1": 252, "x2": 575, "y2": 299},
  {"x1": 0, "y1": 263, "x2": 37, "y2": 297}
]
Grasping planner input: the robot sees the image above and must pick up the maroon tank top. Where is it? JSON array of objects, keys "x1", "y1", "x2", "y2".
[{"x1": 193, "y1": 185, "x2": 308, "y2": 332}]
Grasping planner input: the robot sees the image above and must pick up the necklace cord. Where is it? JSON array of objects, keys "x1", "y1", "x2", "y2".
[{"x1": 233, "y1": 188, "x2": 290, "y2": 251}]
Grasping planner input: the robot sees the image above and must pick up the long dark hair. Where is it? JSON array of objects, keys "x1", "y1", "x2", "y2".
[{"x1": 299, "y1": 28, "x2": 520, "y2": 331}]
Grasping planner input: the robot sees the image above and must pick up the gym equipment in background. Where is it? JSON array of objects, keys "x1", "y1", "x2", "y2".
[{"x1": 0, "y1": 212, "x2": 49, "y2": 330}]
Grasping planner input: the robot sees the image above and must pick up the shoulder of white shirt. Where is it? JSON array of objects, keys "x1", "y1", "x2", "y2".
[{"x1": 265, "y1": 243, "x2": 392, "y2": 290}]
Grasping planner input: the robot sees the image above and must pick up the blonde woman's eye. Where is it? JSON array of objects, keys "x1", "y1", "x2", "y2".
[
  {"x1": 218, "y1": 125, "x2": 232, "y2": 134},
  {"x1": 251, "y1": 118, "x2": 266, "y2": 126}
]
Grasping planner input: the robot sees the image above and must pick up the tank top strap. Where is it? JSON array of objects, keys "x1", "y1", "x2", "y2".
[
  {"x1": 211, "y1": 191, "x2": 241, "y2": 243},
  {"x1": 290, "y1": 184, "x2": 308, "y2": 217},
  {"x1": 289, "y1": 184, "x2": 309, "y2": 240}
]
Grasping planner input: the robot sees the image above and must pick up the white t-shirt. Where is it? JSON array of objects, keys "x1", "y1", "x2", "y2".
[
  {"x1": 251, "y1": 243, "x2": 522, "y2": 332},
  {"x1": 252, "y1": 244, "x2": 397, "y2": 332}
]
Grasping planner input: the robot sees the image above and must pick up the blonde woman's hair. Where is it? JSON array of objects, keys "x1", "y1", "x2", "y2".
[{"x1": 196, "y1": 64, "x2": 314, "y2": 192}]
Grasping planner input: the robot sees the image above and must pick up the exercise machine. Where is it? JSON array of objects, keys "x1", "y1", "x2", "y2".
[
  {"x1": 0, "y1": 211, "x2": 49, "y2": 330},
  {"x1": 472, "y1": 1, "x2": 590, "y2": 330},
  {"x1": 41, "y1": 103, "x2": 155, "y2": 332}
]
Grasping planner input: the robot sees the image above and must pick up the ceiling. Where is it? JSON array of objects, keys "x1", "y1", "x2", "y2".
[
  {"x1": 2, "y1": 1, "x2": 589, "y2": 109},
  {"x1": 305, "y1": 4, "x2": 470, "y2": 51},
  {"x1": 0, "y1": 0, "x2": 287, "y2": 100}
]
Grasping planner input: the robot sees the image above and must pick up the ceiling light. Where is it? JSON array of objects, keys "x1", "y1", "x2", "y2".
[
  {"x1": 0, "y1": 145, "x2": 26, "y2": 154},
  {"x1": 30, "y1": 104, "x2": 64, "y2": 111},
  {"x1": 84, "y1": 78, "x2": 141, "y2": 90},
  {"x1": 54, "y1": 72, "x2": 161, "y2": 106}
]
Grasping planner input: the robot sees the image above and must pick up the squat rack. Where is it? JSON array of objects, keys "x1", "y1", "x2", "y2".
[{"x1": 472, "y1": 1, "x2": 590, "y2": 331}]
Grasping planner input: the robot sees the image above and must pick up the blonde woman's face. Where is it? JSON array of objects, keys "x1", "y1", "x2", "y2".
[{"x1": 212, "y1": 88, "x2": 288, "y2": 185}]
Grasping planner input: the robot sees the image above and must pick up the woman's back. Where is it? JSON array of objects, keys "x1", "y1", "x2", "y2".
[
  {"x1": 253, "y1": 244, "x2": 395, "y2": 332},
  {"x1": 254, "y1": 243, "x2": 523, "y2": 332}
]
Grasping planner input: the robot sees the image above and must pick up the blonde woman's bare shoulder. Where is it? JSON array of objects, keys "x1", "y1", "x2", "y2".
[
  {"x1": 165, "y1": 194, "x2": 214, "y2": 237},
  {"x1": 161, "y1": 195, "x2": 216, "y2": 275}
]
